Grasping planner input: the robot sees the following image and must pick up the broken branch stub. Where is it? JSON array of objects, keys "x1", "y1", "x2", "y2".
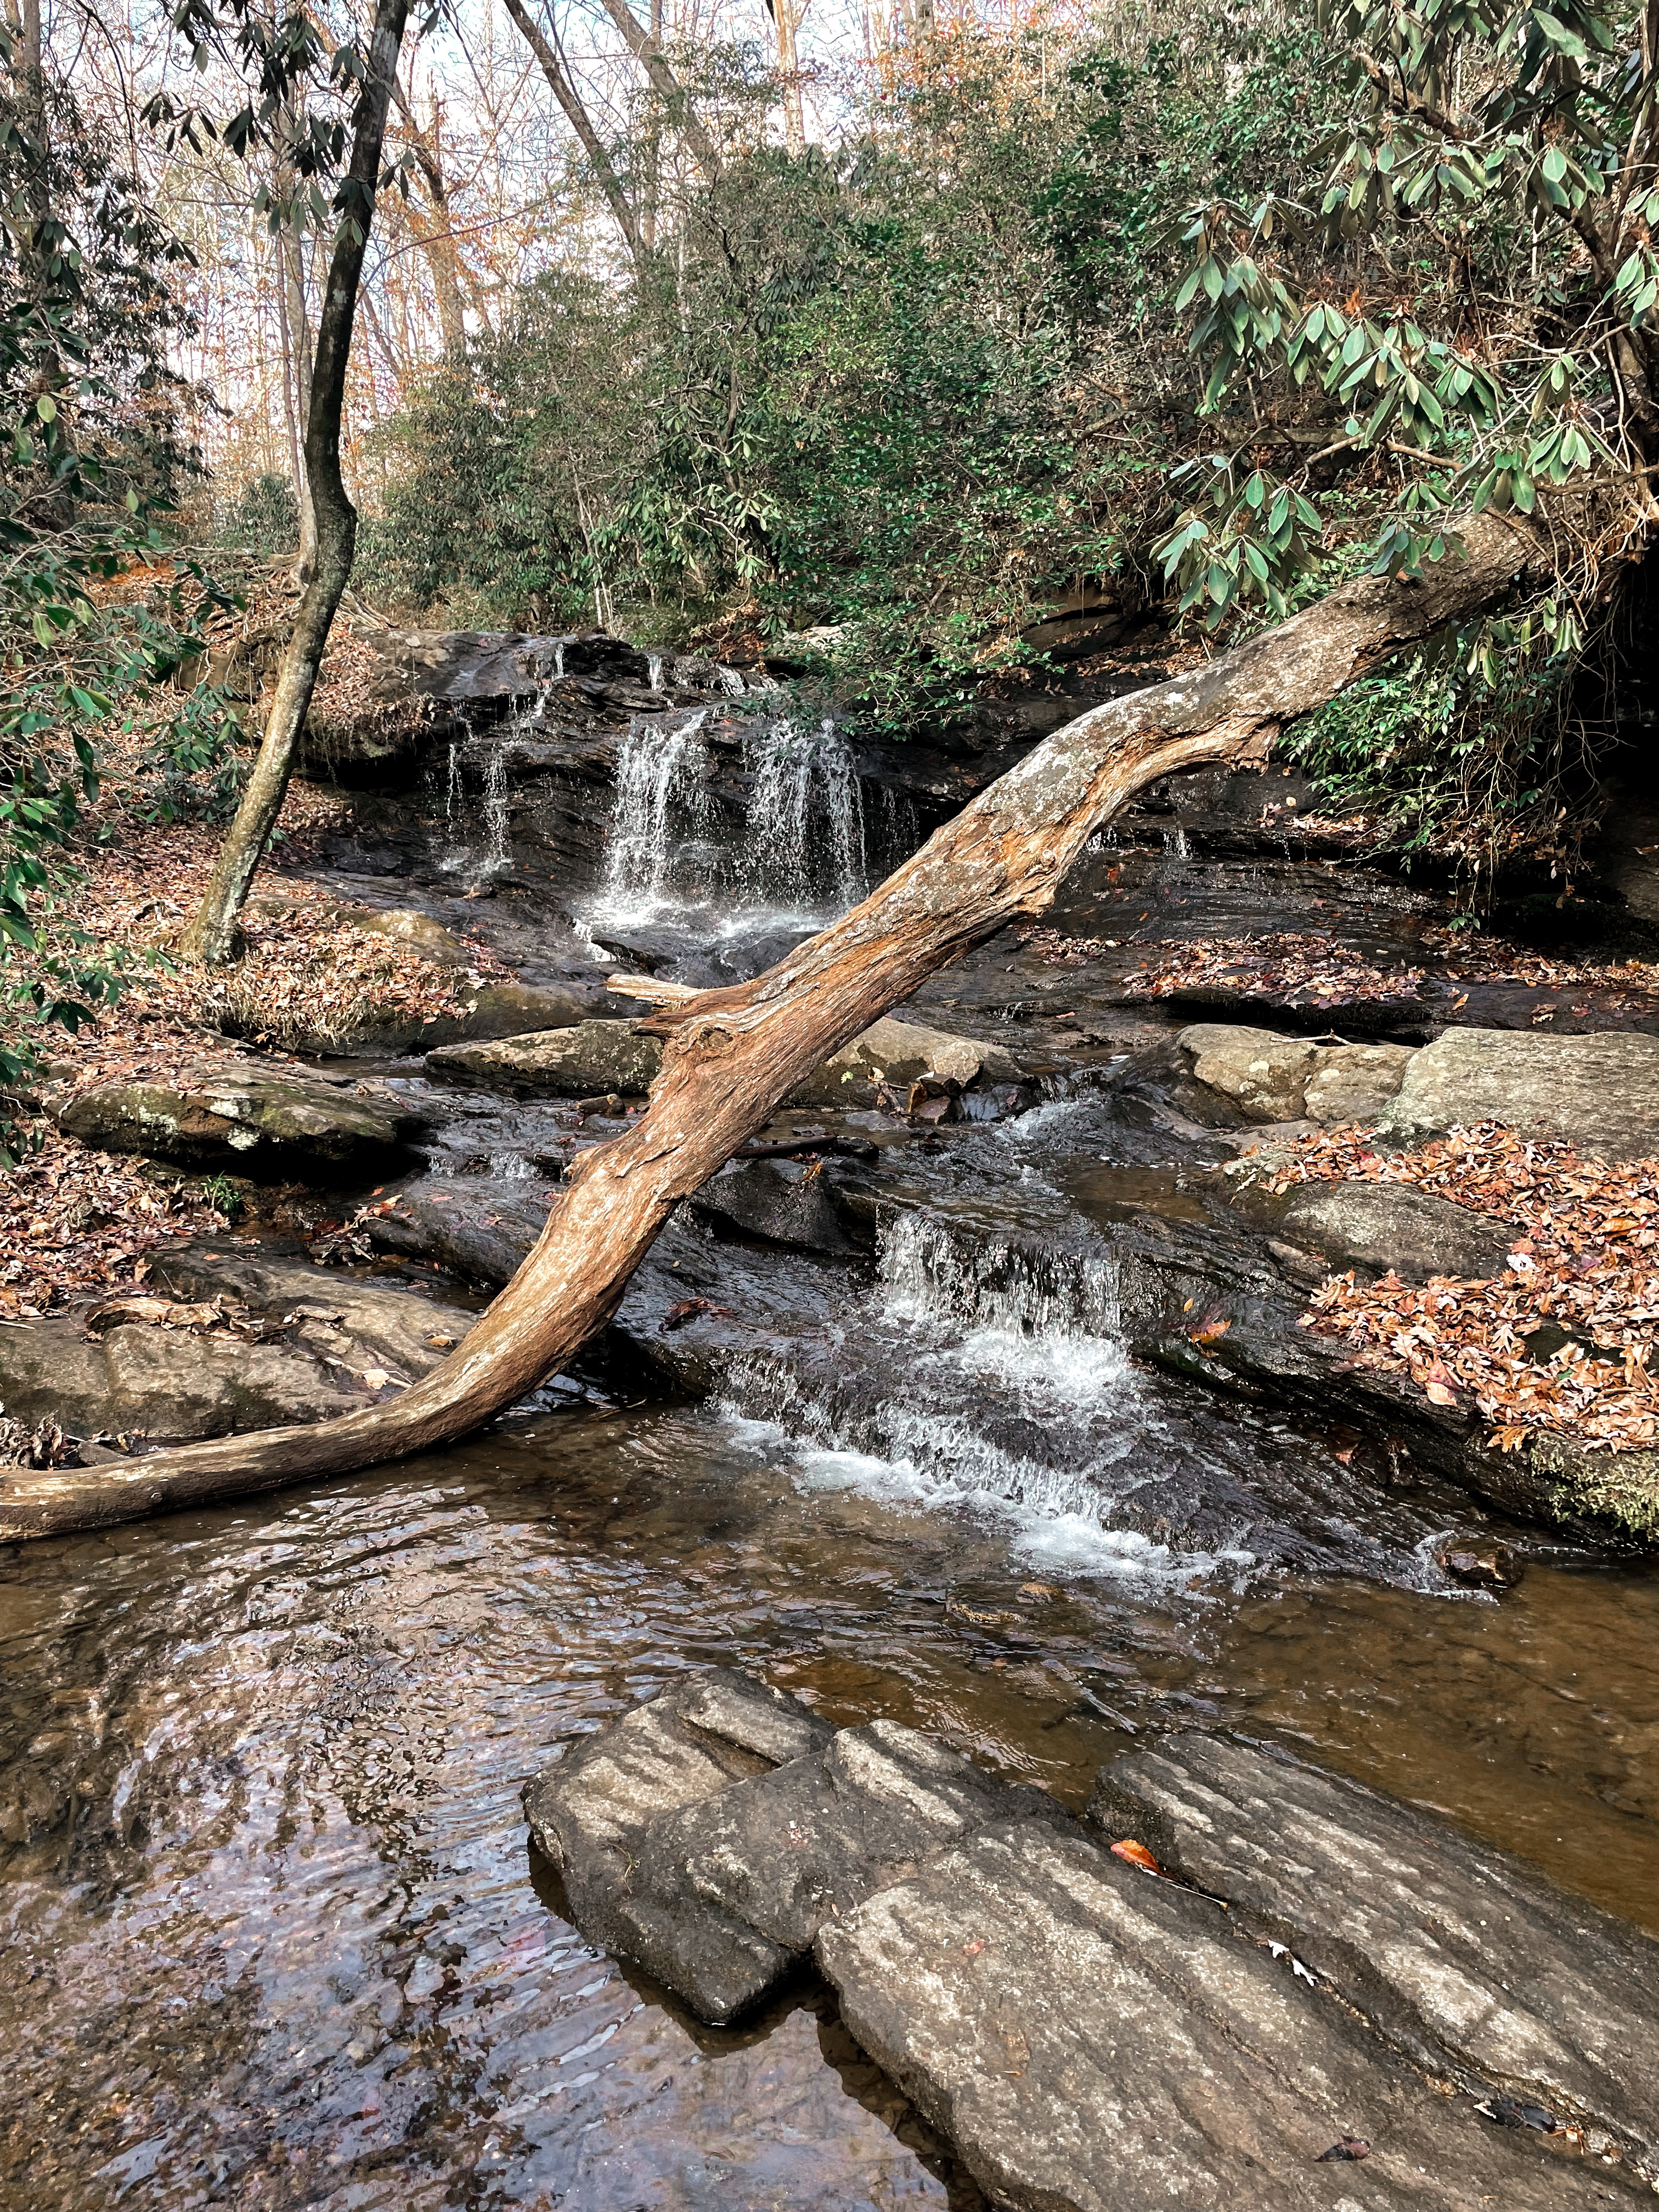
[{"x1": 0, "y1": 514, "x2": 1537, "y2": 1539}]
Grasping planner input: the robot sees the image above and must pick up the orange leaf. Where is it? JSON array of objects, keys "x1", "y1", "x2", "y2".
[
  {"x1": 1424, "y1": 1381, "x2": 1459, "y2": 1406},
  {"x1": 1110, "y1": 1839, "x2": 1163, "y2": 1875}
]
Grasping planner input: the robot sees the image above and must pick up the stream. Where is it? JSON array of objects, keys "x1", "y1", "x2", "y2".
[
  {"x1": 3, "y1": 1417, "x2": 1656, "y2": 2210},
  {"x1": 5, "y1": 666, "x2": 1659, "y2": 2209}
]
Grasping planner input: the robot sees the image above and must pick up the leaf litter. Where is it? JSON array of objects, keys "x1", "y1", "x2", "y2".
[{"x1": 1247, "y1": 1123, "x2": 1659, "y2": 1452}]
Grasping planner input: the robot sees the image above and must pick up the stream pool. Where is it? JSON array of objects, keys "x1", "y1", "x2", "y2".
[{"x1": 3, "y1": 1406, "x2": 1656, "y2": 2210}]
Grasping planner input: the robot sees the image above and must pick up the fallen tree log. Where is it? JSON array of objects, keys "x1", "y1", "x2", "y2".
[{"x1": 1, "y1": 513, "x2": 1539, "y2": 1539}]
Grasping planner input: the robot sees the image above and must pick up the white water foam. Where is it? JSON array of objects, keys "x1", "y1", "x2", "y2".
[{"x1": 720, "y1": 1212, "x2": 1251, "y2": 1584}]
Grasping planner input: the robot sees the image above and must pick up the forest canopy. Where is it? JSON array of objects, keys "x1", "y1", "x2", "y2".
[{"x1": 3, "y1": 0, "x2": 1657, "y2": 975}]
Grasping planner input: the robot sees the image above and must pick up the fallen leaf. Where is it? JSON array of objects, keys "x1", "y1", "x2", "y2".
[{"x1": 1110, "y1": 1839, "x2": 1163, "y2": 1874}]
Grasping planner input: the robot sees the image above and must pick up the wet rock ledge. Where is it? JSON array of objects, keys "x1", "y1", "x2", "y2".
[{"x1": 525, "y1": 1669, "x2": 1658, "y2": 2210}]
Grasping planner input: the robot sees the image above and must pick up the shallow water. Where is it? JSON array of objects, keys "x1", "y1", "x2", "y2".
[{"x1": 3, "y1": 1406, "x2": 1657, "y2": 2211}]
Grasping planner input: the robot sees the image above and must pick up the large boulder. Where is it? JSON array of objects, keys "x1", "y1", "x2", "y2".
[
  {"x1": 1383, "y1": 1027, "x2": 1659, "y2": 1158},
  {"x1": 426, "y1": 1019, "x2": 663, "y2": 1097},
  {"x1": 1092, "y1": 1731, "x2": 1659, "y2": 2181},
  {"x1": 786, "y1": 1015, "x2": 1021, "y2": 1107},
  {"x1": 49, "y1": 1064, "x2": 423, "y2": 1179},
  {"x1": 1276, "y1": 1181, "x2": 1516, "y2": 1282},
  {"x1": 1178, "y1": 1024, "x2": 1413, "y2": 1125},
  {"x1": 0, "y1": 1249, "x2": 475, "y2": 1443}
]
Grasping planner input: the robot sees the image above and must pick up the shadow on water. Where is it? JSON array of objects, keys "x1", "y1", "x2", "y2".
[{"x1": 1, "y1": 1404, "x2": 1656, "y2": 2209}]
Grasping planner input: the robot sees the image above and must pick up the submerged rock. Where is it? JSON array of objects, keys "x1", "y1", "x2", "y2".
[
  {"x1": 1091, "y1": 1730, "x2": 1659, "y2": 2182},
  {"x1": 1384, "y1": 1027, "x2": 1659, "y2": 1156},
  {"x1": 49, "y1": 1065, "x2": 422, "y2": 1179}
]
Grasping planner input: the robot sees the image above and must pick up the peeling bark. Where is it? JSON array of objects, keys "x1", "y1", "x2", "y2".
[{"x1": 2, "y1": 512, "x2": 1539, "y2": 1539}]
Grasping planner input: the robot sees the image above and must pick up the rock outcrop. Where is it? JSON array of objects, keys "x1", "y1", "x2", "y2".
[
  {"x1": 0, "y1": 1248, "x2": 474, "y2": 1443},
  {"x1": 49, "y1": 1064, "x2": 425, "y2": 1178},
  {"x1": 526, "y1": 1673, "x2": 1655, "y2": 2211}
]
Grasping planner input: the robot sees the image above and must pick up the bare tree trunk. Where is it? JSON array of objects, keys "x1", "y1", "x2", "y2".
[
  {"x1": 500, "y1": 0, "x2": 643, "y2": 264},
  {"x1": 392, "y1": 86, "x2": 470, "y2": 351},
  {"x1": 772, "y1": 0, "x2": 805, "y2": 155},
  {"x1": 278, "y1": 221, "x2": 318, "y2": 571},
  {"x1": 1, "y1": 513, "x2": 1545, "y2": 1542},
  {"x1": 180, "y1": 0, "x2": 411, "y2": 969},
  {"x1": 594, "y1": 0, "x2": 723, "y2": 183}
]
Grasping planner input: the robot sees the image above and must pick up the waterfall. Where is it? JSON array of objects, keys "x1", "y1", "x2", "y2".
[
  {"x1": 553, "y1": 640, "x2": 566, "y2": 679},
  {"x1": 596, "y1": 708, "x2": 713, "y2": 913},
  {"x1": 741, "y1": 716, "x2": 866, "y2": 909},
  {"x1": 443, "y1": 741, "x2": 460, "y2": 827},
  {"x1": 480, "y1": 742, "x2": 511, "y2": 873},
  {"x1": 716, "y1": 666, "x2": 747, "y2": 696},
  {"x1": 1163, "y1": 823, "x2": 1192, "y2": 860},
  {"x1": 647, "y1": 653, "x2": 664, "y2": 692}
]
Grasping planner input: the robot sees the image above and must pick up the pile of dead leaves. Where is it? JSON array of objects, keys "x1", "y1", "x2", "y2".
[
  {"x1": 37, "y1": 817, "x2": 506, "y2": 1076},
  {"x1": 1419, "y1": 929, "x2": 1659, "y2": 1008},
  {"x1": 0, "y1": 1126, "x2": 229, "y2": 1319},
  {"x1": 1253, "y1": 1124, "x2": 1658, "y2": 1452},
  {"x1": 1024, "y1": 923, "x2": 1659, "y2": 1019},
  {"x1": 1025, "y1": 928, "x2": 1429, "y2": 1009}
]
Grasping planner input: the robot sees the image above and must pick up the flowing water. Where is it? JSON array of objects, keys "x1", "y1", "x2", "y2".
[{"x1": 3, "y1": 1402, "x2": 1656, "y2": 2212}]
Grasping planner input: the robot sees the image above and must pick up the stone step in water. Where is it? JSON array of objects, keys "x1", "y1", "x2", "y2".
[{"x1": 524, "y1": 1671, "x2": 1655, "y2": 2210}]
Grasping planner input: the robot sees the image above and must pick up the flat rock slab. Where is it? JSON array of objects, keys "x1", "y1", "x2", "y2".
[
  {"x1": 1277, "y1": 1182, "x2": 1516, "y2": 1283},
  {"x1": 1091, "y1": 1731, "x2": 1659, "y2": 2181},
  {"x1": 50, "y1": 1065, "x2": 421, "y2": 1178},
  {"x1": 0, "y1": 1251, "x2": 475, "y2": 1443},
  {"x1": 821, "y1": 1819, "x2": 1621, "y2": 2212},
  {"x1": 529, "y1": 1683, "x2": 1652, "y2": 2207},
  {"x1": 524, "y1": 1671, "x2": 1046, "y2": 2025},
  {"x1": 1383, "y1": 1028, "x2": 1659, "y2": 1160}
]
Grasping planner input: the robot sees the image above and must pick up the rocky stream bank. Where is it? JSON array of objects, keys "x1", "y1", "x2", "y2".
[{"x1": 3, "y1": 623, "x2": 1658, "y2": 2208}]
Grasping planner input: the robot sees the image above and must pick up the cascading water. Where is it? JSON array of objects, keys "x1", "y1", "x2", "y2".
[
  {"x1": 592, "y1": 708, "x2": 713, "y2": 918},
  {"x1": 647, "y1": 652, "x2": 664, "y2": 692},
  {"x1": 719, "y1": 1207, "x2": 1248, "y2": 1578},
  {"x1": 741, "y1": 715, "x2": 866, "y2": 910}
]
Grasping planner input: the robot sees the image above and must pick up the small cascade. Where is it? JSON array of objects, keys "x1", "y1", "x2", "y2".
[
  {"x1": 646, "y1": 652, "x2": 665, "y2": 692},
  {"x1": 718, "y1": 1208, "x2": 1228, "y2": 1578},
  {"x1": 594, "y1": 708, "x2": 713, "y2": 915},
  {"x1": 716, "y1": 665, "x2": 747, "y2": 696},
  {"x1": 1163, "y1": 823, "x2": 1192, "y2": 860},
  {"x1": 443, "y1": 740, "x2": 461, "y2": 827},
  {"x1": 552, "y1": 639, "x2": 566, "y2": 679},
  {"x1": 741, "y1": 715, "x2": 866, "y2": 910}
]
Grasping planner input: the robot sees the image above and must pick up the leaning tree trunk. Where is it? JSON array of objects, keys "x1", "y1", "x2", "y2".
[
  {"x1": 180, "y1": 0, "x2": 411, "y2": 968},
  {"x1": 3, "y1": 512, "x2": 1541, "y2": 1539}
]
